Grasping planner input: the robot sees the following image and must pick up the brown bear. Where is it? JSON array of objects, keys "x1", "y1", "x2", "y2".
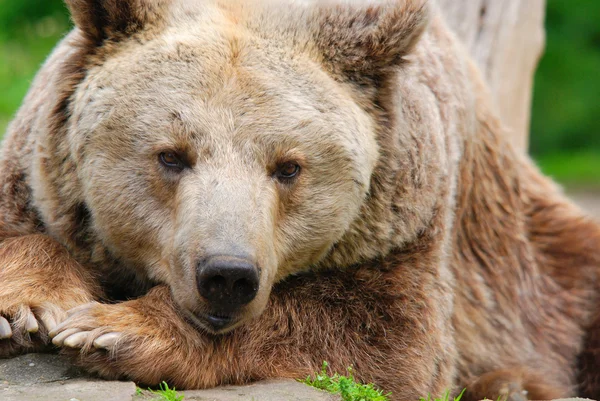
[{"x1": 0, "y1": 0, "x2": 599, "y2": 400}]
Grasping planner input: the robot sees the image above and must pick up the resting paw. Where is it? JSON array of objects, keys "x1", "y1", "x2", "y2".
[
  {"x1": 49, "y1": 302, "x2": 127, "y2": 353},
  {"x1": 47, "y1": 301, "x2": 153, "y2": 381},
  {"x1": 46, "y1": 287, "x2": 196, "y2": 385},
  {"x1": 0, "y1": 303, "x2": 67, "y2": 357}
]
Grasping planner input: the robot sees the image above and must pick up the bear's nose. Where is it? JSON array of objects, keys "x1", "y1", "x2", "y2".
[{"x1": 196, "y1": 256, "x2": 259, "y2": 310}]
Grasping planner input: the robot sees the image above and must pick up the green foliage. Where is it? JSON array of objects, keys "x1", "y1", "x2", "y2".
[
  {"x1": 0, "y1": 0, "x2": 69, "y2": 36},
  {"x1": 148, "y1": 382, "x2": 185, "y2": 401},
  {"x1": 0, "y1": 0, "x2": 70, "y2": 127},
  {"x1": 530, "y1": 1, "x2": 600, "y2": 157},
  {"x1": 529, "y1": 1, "x2": 600, "y2": 186},
  {"x1": 300, "y1": 361, "x2": 391, "y2": 401}
]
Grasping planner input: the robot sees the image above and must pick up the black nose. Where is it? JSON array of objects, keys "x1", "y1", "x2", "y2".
[{"x1": 196, "y1": 256, "x2": 259, "y2": 309}]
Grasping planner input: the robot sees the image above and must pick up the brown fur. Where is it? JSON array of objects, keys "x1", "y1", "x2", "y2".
[{"x1": 1, "y1": 1, "x2": 599, "y2": 400}]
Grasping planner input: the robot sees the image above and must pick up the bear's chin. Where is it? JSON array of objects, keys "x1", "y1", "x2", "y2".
[
  {"x1": 177, "y1": 291, "x2": 272, "y2": 335},
  {"x1": 181, "y1": 308, "x2": 246, "y2": 334}
]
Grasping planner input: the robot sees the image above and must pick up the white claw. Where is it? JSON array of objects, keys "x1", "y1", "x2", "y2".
[
  {"x1": 39, "y1": 313, "x2": 57, "y2": 333},
  {"x1": 63, "y1": 331, "x2": 91, "y2": 348},
  {"x1": 35, "y1": 303, "x2": 67, "y2": 333},
  {"x1": 25, "y1": 308, "x2": 39, "y2": 333},
  {"x1": 93, "y1": 332, "x2": 121, "y2": 350},
  {"x1": 0, "y1": 316, "x2": 12, "y2": 339},
  {"x1": 52, "y1": 328, "x2": 81, "y2": 346}
]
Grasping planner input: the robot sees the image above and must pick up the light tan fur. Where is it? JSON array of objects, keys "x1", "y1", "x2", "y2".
[{"x1": 0, "y1": 0, "x2": 599, "y2": 400}]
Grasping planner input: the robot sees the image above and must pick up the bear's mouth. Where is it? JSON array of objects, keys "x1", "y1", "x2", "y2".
[
  {"x1": 184, "y1": 309, "x2": 239, "y2": 334},
  {"x1": 202, "y1": 313, "x2": 237, "y2": 332}
]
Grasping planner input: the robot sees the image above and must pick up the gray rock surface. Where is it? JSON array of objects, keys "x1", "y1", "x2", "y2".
[
  {"x1": 0, "y1": 353, "x2": 84, "y2": 385},
  {"x1": 2, "y1": 379, "x2": 138, "y2": 401},
  {"x1": 136, "y1": 380, "x2": 339, "y2": 401},
  {"x1": 0, "y1": 354, "x2": 339, "y2": 401}
]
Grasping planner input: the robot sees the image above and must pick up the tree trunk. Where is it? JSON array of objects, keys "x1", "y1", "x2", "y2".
[{"x1": 437, "y1": 0, "x2": 546, "y2": 151}]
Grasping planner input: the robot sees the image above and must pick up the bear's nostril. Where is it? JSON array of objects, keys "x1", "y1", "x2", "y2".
[
  {"x1": 196, "y1": 256, "x2": 260, "y2": 310},
  {"x1": 203, "y1": 275, "x2": 227, "y2": 296},
  {"x1": 233, "y1": 278, "x2": 256, "y2": 304}
]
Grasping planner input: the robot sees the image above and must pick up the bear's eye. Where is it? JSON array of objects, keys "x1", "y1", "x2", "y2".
[
  {"x1": 159, "y1": 151, "x2": 186, "y2": 171},
  {"x1": 275, "y1": 162, "x2": 301, "y2": 182}
]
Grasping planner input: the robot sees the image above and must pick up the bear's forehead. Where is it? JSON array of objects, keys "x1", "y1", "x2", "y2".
[
  {"x1": 83, "y1": 24, "x2": 363, "y2": 135},
  {"x1": 91, "y1": 21, "x2": 318, "y2": 104}
]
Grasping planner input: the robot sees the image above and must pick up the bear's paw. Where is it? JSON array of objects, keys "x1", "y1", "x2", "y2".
[{"x1": 0, "y1": 302, "x2": 68, "y2": 358}]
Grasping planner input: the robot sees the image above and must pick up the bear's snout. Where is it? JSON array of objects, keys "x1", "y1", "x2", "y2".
[{"x1": 196, "y1": 255, "x2": 260, "y2": 315}]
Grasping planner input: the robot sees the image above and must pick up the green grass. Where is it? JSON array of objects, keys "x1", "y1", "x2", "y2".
[
  {"x1": 302, "y1": 362, "x2": 467, "y2": 401},
  {"x1": 136, "y1": 382, "x2": 185, "y2": 401},
  {"x1": 300, "y1": 361, "x2": 391, "y2": 401}
]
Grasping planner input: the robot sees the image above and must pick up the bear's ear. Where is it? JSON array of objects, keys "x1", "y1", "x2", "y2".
[
  {"x1": 65, "y1": 0, "x2": 166, "y2": 44},
  {"x1": 312, "y1": 0, "x2": 429, "y2": 82}
]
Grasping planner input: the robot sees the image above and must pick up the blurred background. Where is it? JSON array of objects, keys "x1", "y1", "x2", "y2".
[{"x1": 0, "y1": 0, "x2": 598, "y2": 190}]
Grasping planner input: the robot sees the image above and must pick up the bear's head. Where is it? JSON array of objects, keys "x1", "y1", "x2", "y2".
[{"x1": 35, "y1": 0, "x2": 440, "y2": 333}]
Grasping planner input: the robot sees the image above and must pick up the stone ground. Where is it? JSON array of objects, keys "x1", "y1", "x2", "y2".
[
  {"x1": 0, "y1": 354, "x2": 340, "y2": 400},
  {"x1": 0, "y1": 192, "x2": 598, "y2": 401}
]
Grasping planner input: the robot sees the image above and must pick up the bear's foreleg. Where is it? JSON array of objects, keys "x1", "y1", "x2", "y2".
[
  {"x1": 0, "y1": 234, "x2": 100, "y2": 357},
  {"x1": 49, "y1": 276, "x2": 457, "y2": 396},
  {"x1": 48, "y1": 285, "x2": 227, "y2": 388}
]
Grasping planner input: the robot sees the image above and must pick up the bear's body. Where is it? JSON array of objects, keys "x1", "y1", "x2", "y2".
[{"x1": 0, "y1": 1, "x2": 599, "y2": 400}]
